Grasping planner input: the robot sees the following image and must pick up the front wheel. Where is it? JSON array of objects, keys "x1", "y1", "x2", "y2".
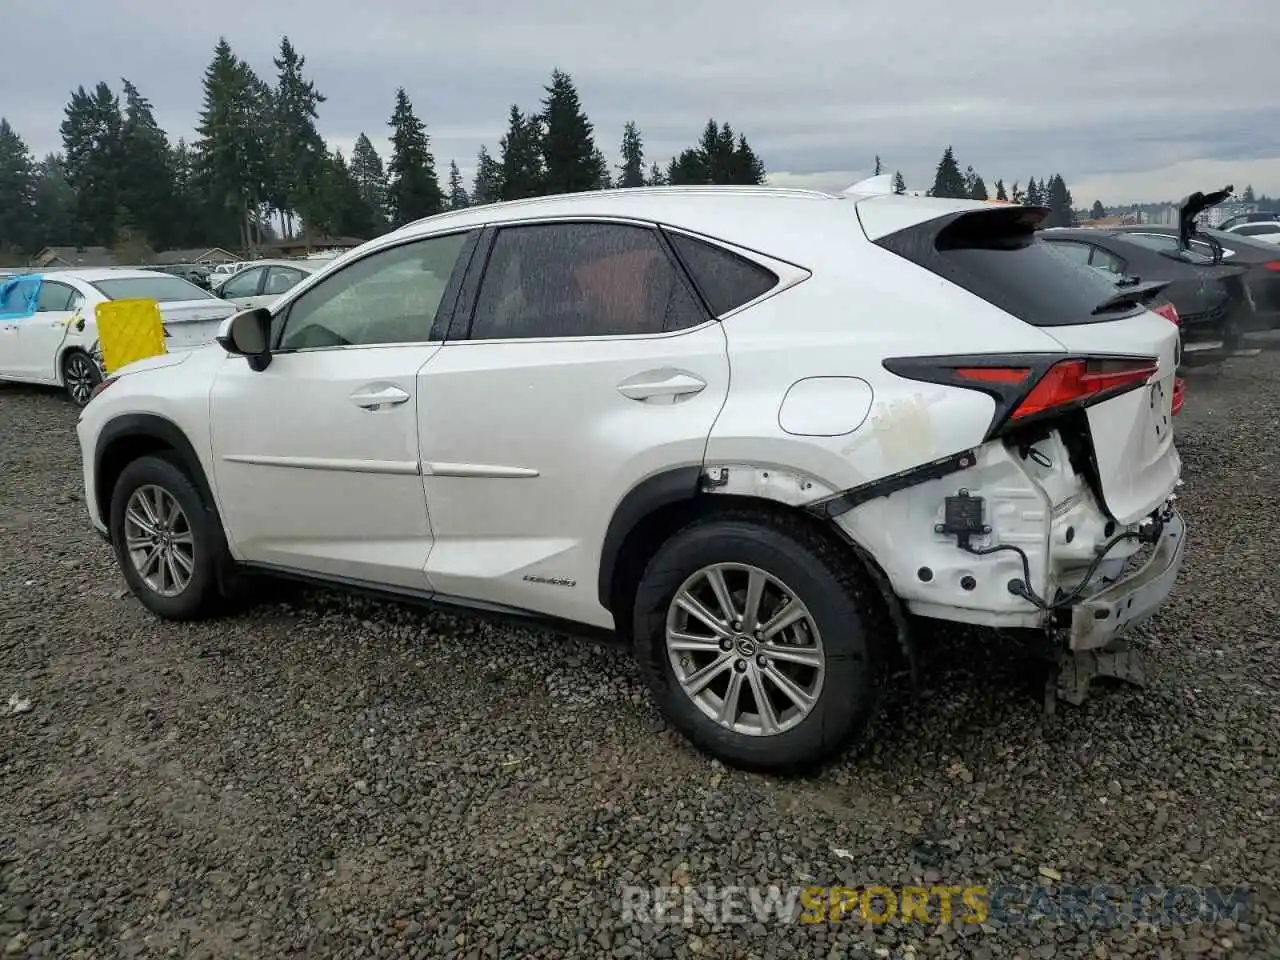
[
  {"x1": 632, "y1": 513, "x2": 883, "y2": 772},
  {"x1": 109, "y1": 455, "x2": 230, "y2": 620},
  {"x1": 62, "y1": 350, "x2": 102, "y2": 407}
]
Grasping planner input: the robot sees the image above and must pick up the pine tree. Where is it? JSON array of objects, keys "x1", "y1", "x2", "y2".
[
  {"x1": 308, "y1": 149, "x2": 377, "y2": 238},
  {"x1": 193, "y1": 39, "x2": 274, "y2": 250},
  {"x1": 271, "y1": 37, "x2": 327, "y2": 236},
  {"x1": 874, "y1": 155, "x2": 883, "y2": 176},
  {"x1": 731, "y1": 134, "x2": 766, "y2": 185},
  {"x1": 618, "y1": 121, "x2": 645, "y2": 188},
  {"x1": 892, "y1": 170, "x2": 906, "y2": 195},
  {"x1": 32, "y1": 153, "x2": 79, "y2": 247},
  {"x1": 118, "y1": 80, "x2": 177, "y2": 250},
  {"x1": 994, "y1": 178, "x2": 1008, "y2": 201},
  {"x1": 928, "y1": 146, "x2": 966, "y2": 199},
  {"x1": 666, "y1": 148, "x2": 707, "y2": 185},
  {"x1": 498, "y1": 105, "x2": 544, "y2": 200},
  {"x1": 646, "y1": 162, "x2": 666, "y2": 186},
  {"x1": 349, "y1": 133, "x2": 388, "y2": 229},
  {"x1": 472, "y1": 145, "x2": 503, "y2": 204},
  {"x1": 1024, "y1": 177, "x2": 1041, "y2": 206},
  {"x1": 969, "y1": 175, "x2": 988, "y2": 201},
  {"x1": 1090, "y1": 200, "x2": 1106, "y2": 220},
  {"x1": 0, "y1": 119, "x2": 37, "y2": 253},
  {"x1": 446, "y1": 160, "x2": 470, "y2": 209},
  {"x1": 1010, "y1": 180, "x2": 1024, "y2": 204},
  {"x1": 1045, "y1": 174, "x2": 1074, "y2": 227},
  {"x1": 539, "y1": 69, "x2": 605, "y2": 194},
  {"x1": 61, "y1": 81, "x2": 124, "y2": 246},
  {"x1": 1242, "y1": 184, "x2": 1255, "y2": 202},
  {"x1": 386, "y1": 87, "x2": 444, "y2": 225}
]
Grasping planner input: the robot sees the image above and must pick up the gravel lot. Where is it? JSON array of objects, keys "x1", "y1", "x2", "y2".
[{"x1": 1, "y1": 356, "x2": 1278, "y2": 960}]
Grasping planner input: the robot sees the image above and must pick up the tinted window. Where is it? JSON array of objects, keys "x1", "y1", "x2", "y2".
[
  {"x1": 469, "y1": 222, "x2": 703, "y2": 340},
  {"x1": 1046, "y1": 240, "x2": 1092, "y2": 265},
  {"x1": 1123, "y1": 233, "x2": 1179, "y2": 253},
  {"x1": 667, "y1": 231, "x2": 779, "y2": 315},
  {"x1": 36, "y1": 281, "x2": 74, "y2": 312},
  {"x1": 873, "y1": 207, "x2": 1141, "y2": 327},
  {"x1": 221, "y1": 267, "x2": 264, "y2": 299},
  {"x1": 1237, "y1": 223, "x2": 1280, "y2": 237},
  {"x1": 90, "y1": 276, "x2": 216, "y2": 302},
  {"x1": 279, "y1": 232, "x2": 470, "y2": 350},
  {"x1": 264, "y1": 266, "x2": 306, "y2": 295},
  {"x1": 1088, "y1": 246, "x2": 1126, "y2": 274}
]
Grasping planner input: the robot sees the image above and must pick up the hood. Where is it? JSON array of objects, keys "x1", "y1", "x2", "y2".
[{"x1": 1178, "y1": 185, "x2": 1233, "y2": 246}]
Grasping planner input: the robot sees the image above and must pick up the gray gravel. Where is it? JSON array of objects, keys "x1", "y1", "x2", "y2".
[{"x1": 1, "y1": 357, "x2": 1278, "y2": 960}]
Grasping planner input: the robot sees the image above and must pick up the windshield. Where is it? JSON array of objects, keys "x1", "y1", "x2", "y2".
[{"x1": 89, "y1": 276, "x2": 216, "y2": 302}]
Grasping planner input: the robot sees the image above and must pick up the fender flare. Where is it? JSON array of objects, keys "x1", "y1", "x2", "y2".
[
  {"x1": 596, "y1": 466, "x2": 703, "y2": 610},
  {"x1": 93, "y1": 413, "x2": 217, "y2": 523}
]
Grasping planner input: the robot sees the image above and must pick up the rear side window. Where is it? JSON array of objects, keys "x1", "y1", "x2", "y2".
[
  {"x1": 875, "y1": 207, "x2": 1139, "y2": 326},
  {"x1": 666, "y1": 231, "x2": 779, "y2": 315}
]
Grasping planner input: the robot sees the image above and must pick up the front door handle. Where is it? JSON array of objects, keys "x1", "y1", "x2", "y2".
[
  {"x1": 616, "y1": 372, "x2": 707, "y2": 401},
  {"x1": 350, "y1": 384, "x2": 411, "y2": 410}
]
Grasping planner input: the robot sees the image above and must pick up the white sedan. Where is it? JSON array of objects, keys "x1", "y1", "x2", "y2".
[
  {"x1": 0, "y1": 268, "x2": 237, "y2": 406},
  {"x1": 214, "y1": 259, "x2": 325, "y2": 309}
]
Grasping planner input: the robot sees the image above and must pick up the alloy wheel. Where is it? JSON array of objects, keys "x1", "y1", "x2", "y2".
[
  {"x1": 665, "y1": 562, "x2": 825, "y2": 737},
  {"x1": 123, "y1": 485, "x2": 196, "y2": 598},
  {"x1": 65, "y1": 354, "x2": 100, "y2": 407}
]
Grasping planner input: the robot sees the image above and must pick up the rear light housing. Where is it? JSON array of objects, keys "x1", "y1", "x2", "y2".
[
  {"x1": 883, "y1": 353, "x2": 1160, "y2": 440},
  {"x1": 88, "y1": 376, "x2": 117, "y2": 403},
  {"x1": 1171, "y1": 377, "x2": 1186, "y2": 416},
  {"x1": 1263, "y1": 261, "x2": 1280, "y2": 272},
  {"x1": 1152, "y1": 303, "x2": 1180, "y2": 326}
]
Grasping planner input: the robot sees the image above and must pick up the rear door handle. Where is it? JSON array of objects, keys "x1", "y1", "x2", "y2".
[
  {"x1": 350, "y1": 384, "x2": 411, "y2": 410},
  {"x1": 617, "y1": 372, "x2": 707, "y2": 401}
]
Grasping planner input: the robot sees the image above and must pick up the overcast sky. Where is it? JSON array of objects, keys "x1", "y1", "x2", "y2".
[{"x1": 4, "y1": 0, "x2": 1277, "y2": 206}]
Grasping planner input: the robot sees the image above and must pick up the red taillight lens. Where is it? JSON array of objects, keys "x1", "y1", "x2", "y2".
[
  {"x1": 1152, "y1": 303, "x2": 1180, "y2": 326},
  {"x1": 1010, "y1": 358, "x2": 1159, "y2": 420},
  {"x1": 1171, "y1": 377, "x2": 1186, "y2": 416},
  {"x1": 1263, "y1": 261, "x2": 1280, "y2": 272},
  {"x1": 954, "y1": 367, "x2": 1032, "y2": 384}
]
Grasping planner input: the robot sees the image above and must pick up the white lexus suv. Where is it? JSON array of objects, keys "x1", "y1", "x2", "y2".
[{"x1": 75, "y1": 184, "x2": 1185, "y2": 770}]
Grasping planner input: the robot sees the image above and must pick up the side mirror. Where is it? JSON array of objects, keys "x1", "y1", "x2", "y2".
[{"x1": 216, "y1": 307, "x2": 273, "y2": 371}]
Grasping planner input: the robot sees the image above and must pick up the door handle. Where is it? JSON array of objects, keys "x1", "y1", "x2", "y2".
[
  {"x1": 349, "y1": 385, "x2": 411, "y2": 409},
  {"x1": 616, "y1": 372, "x2": 707, "y2": 401}
]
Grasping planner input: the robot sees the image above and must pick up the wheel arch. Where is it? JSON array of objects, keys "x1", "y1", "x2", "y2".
[{"x1": 93, "y1": 413, "x2": 217, "y2": 531}]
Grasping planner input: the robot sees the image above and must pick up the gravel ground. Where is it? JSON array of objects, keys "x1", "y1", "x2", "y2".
[{"x1": 1, "y1": 356, "x2": 1278, "y2": 960}]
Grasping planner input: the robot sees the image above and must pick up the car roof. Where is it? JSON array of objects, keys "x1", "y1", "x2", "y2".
[
  {"x1": 237, "y1": 259, "x2": 322, "y2": 270},
  {"x1": 42, "y1": 268, "x2": 173, "y2": 282},
  {"x1": 362, "y1": 186, "x2": 985, "y2": 270}
]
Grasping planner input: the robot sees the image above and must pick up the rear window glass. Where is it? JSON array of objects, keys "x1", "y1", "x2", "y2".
[
  {"x1": 667, "y1": 232, "x2": 779, "y2": 315},
  {"x1": 89, "y1": 276, "x2": 215, "y2": 302},
  {"x1": 876, "y1": 208, "x2": 1138, "y2": 326}
]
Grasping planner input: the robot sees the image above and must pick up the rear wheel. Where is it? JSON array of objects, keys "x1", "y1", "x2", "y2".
[
  {"x1": 62, "y1": 350, "x2": 102, "y2": 407},
  {"x1": 632, "y1": 512, "x2": 883, "y2": 771},
  {"x1": 109, "y1": 455, "x2": 231, "y2": 620}
]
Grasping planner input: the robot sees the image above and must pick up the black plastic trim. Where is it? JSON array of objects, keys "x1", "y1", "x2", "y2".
[
  {"x1": 596, "y1": 466, "x2": 704, "y2": 610},
  {"x1": 448, "y1": 225, "x2": 496, "y2": 341},
  {"x1": 805, "y1": 448, "x2": 979, "y2": 520},
  {"x1": 245, "y1": 561, "x2": 616, "y2": 643},
  {"x1": 93, "y1": 413, "x2": 216, "y2": 525},
  {"x1": 428, "y1": 228, "x2": 482, "y2": 342}
]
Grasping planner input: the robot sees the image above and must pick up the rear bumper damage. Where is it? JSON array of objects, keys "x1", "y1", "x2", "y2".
[{"x1": 1066, "y1": 505, "x2": 1185, "y2": 651}]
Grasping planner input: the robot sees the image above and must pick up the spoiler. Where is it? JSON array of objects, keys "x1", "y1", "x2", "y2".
[
  {"x1": 1177, "y1": 184, "x2": 1232, "y2": 248},
  {"x1": 842, "y1": 174, "x2": 895, "y2": 197}
]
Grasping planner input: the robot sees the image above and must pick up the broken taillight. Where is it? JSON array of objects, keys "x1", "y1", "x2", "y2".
[
  {"x1": 1263, "y1": 261, "x2": 1280, "y2": 272},
  {"x1": 884, "y1": 353, "x2": 1160, "y2": 439},
  {"x1": 1172, "y1": 377, "x2": 1186, "y2": 416},
  {"x1": 1152, "y1": 303, "x2": 1180, "y2": 326}
]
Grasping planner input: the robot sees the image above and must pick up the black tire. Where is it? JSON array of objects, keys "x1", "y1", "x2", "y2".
[
  {"x1": 62, "y1": 349, "x2": 102, "y2": 408},
  {"x1": 632, "y1": 511, "x2": 885, "y2": 772},
  {"x1": 108, "y1": 454, "x2": 231, "y2": 621}
]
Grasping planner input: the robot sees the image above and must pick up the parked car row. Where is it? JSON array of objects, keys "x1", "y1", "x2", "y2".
[
  {"x1": 71, "y1": 181, "x2": 1187, "y2": 770},
  {"x1": 1042, "y1": 187, "x2": 1280, "y2": 369}
]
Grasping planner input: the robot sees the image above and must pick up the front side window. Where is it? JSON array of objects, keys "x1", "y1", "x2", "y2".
[
  {"x1": 278, "y1": 231, "x2": 471, "y2": 350},
  {"x1": 220, "y1": 267, "x2": 265, "y2": 299},
  {"x1": 468, "y1": 221, "x2": 704, "y2": 340}
]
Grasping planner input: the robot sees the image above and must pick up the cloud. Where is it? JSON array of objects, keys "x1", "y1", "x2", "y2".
[{"x1": 5, "y1": 0, "x2": 1278, "y2": 203}]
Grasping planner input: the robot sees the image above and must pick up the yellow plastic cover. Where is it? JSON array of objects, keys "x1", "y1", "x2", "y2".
[{"x1": 95, "y1": 299, "x2": 166, "y2": 374}]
